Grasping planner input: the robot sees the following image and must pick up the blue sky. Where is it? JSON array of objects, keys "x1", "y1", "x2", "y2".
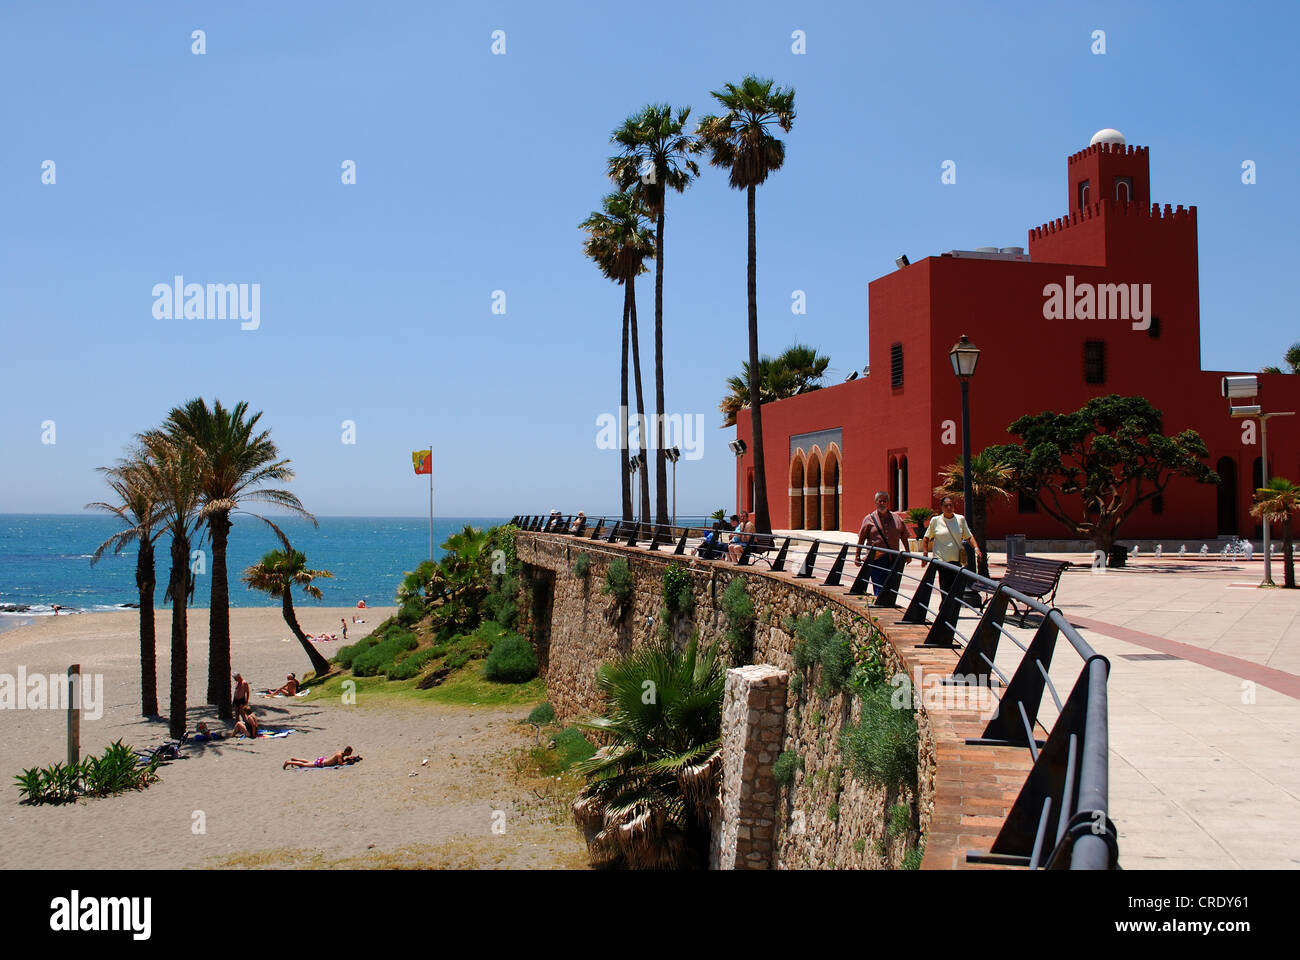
[{"x1": 2, "y1": 1, "x2": 1296, "y2": 517}]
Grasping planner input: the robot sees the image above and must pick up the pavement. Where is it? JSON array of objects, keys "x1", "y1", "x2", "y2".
[{"x1": 774, "y1": 529, "x2": 1300, "y2": 869}]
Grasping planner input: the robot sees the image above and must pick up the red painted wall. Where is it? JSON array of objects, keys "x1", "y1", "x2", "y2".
[{"x1": 735, "y1": 141, "x2": 1300, "y2": 541}]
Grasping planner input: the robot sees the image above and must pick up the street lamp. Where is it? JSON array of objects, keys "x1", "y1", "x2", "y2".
[
  {"x1": 949, "y1": 335, "x2": 981, "y2": 577},
  {"x1": 1224, "y1": 375, "x2": 1296, "y2": 586},
  {"x1": 664, "y1": 446, "x2": 681, "y2": 530},
  {"x1": 629, "y1": 453, "x2": 643, "y2": 528},
  {"x1": 729, "y1": 438, "x2": 748, "y2": 517}
]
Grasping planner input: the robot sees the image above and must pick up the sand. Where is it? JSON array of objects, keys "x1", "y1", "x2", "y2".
[{"x1": 0, "y1": 607, "x2": 587, "y2": 869}]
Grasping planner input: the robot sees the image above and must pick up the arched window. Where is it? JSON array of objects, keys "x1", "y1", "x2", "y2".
[
  {"x1": 822, "y1": 444, "x2": 842, "y2": 531},
  {"x1": 789, "y1": 451, "x2": 806, "y2": 530},
  {"x1": 805, "y1": 449, "x2": 822, "y2": 531},
  {"x1": 1115, "y1": 177, "x2": 1133, "y2": 204},
  {"x1": 1216, "y1": 456, "x2": 1237, "y2": 536}
]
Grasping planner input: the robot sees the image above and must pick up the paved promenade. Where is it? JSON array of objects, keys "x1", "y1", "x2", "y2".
[{"x1": 776, "y1": 529, "x2": 1300, "y2": 869}]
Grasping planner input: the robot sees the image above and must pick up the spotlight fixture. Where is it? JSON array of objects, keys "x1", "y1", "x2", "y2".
[
  {"x1": 896, "y1": 254, "x2": 910, "y2": 268},
  {"x1": 844, "y1": 370, "x2": 858, "y2": 382},
  {"x1": 728, "y1": 439, "x2": 747, "y2": 456}
]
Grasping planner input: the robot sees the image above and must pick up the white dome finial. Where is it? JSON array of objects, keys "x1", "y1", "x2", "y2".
[{"x1": 1090, "y1": 128, "x2": 1126, "y2": 147}]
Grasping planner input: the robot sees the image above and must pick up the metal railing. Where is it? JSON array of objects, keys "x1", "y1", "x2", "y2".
[{"x1": 510, "y1": 513, "x2": 1117, "y2": 871}]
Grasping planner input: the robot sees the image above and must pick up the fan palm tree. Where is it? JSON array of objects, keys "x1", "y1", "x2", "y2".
[
  {"x1": 87, "y1": 449, "x2": 166, "y2": 717},
  {"x1": 581, "y1": 191, "x2": 656, "y2": 523},
  {"x1": 1251, "y1": 477, "x2": 1299, "y2": 588},
  {"x1": 571, "y1": 635, "x2": 725, "y2": 869},
  {"x1": 609, "y1": 105, "x2": 702, "y2": 528},
  {"x1": 138, "y1": 431, "x2": 207, "y2": 739},
  {"x1": 720, "y1": 344, "x2": 830, "y2": 427},
  {"x1": 698, "y1": 76, "x2": 796, "y2": 535},
  {"x1": 934, "y1": 448, "x2": 1015, "y2": 577},
  {"x1": 163, "y1": 398, "x2": 313, "y2": 719},
  {"x1": 1261, "y1": 341, "x2": 1300, "y2": 375},
  {"x1": 241, "y1": 548, "x2": 335, "y2": 676}
]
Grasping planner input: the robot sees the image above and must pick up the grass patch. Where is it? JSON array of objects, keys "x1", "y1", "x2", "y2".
[
  {"x1": 772, "y1": 750, "x2": 803, "y2": 786},
  {"x1": 301, "y1": 664, "x2": 545, "y2": 708},
  {"x1": 841, "y1": 683, "x2": 918, "y2": 791}
]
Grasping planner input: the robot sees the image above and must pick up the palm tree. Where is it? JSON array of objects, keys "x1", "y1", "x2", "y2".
[
  {"x1": 1251, "y1": 477, "x2": 1299, "y2": 588},
  {"x1": 571, "y1": 635, "x2": 725, "y2": 869},
  {"x1": 698, "y1": 76, "x2": 796, "y2": 535},
  {"x1": 609, "y1": 105, "x2": 702, "y2": 528},
  {"x1": 241, "y1": 548, "x2": 335, "y2": 676},
  {"x1": 163, "y1": 399, "x2": 313, "y2": 719},
  {"x1": 87, "y1": 449, "x2": 166, "y2": 717},
  {"x1": 720, "y1": 343, "x2": 830, "y2": 426},
  {"x1": 934, "y1": 448, "x2": 1015, "y2": 577},
  {"x1": 1261, "y1": 341, "x2": 1300, "y2": 375},
  {"x1": 581, "y1": 191, "x2": 656, "y2": 524},
  {"x1": 138, "y1": 431, "x2": 206, "y2": 739}
]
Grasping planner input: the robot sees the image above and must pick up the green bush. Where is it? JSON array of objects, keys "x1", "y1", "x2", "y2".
[
  {"x1": 888, "y1": 802, "x2": 911, "y2": 837},
  {"x1": 550, "y1": 727, "x2": 596, "y2": 768},
  {"x1": 572, "y1": 552, "x2": 591, "y2": 579},
  {"x1": 16, "y1": 740, "x2": 160, "y2": 805},
  {"x1": 527, "y1": 702, "x2": 556, "y2": 726},
  {"x1": 661, "y1": 562, "x2": 694, "y2": 615},
  {"x1": 352, "y1": 628, "x2": 419, "y2": 677},
  {"x1": 902, "y1": 843, "x2": 925, "y2": 870},
  {"x1": 841, "y1": 683, "x2": 918, "y2": 791},
  {"x1": 772, "y1": 750, "x2": 803, "y2": 786},
  {"x1": 720, "y1": 577, "x2": 756, "y2": 664},
  {"x1": 335, "y1": 635, "x2": 379, "y2": 669},
  {"x1": 602, "y1": 558, "x2": 633, "y2": 610},
  {"x1": 850, "y1": 624, "x2": 892, "y2": 691},
  {"x1": 791, "y1": 611, "x2": 854, "y2": 697},
  {"x1": 483, "y1": 631, "x2": 539, "y2": 683},
  {"x1": 387, "y1": 646, "x2": 443, "y2": 681}
]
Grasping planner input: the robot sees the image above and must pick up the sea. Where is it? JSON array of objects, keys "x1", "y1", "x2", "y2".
[{"x1": 0, "y1": 515, "x2": 507, "y2": 634}]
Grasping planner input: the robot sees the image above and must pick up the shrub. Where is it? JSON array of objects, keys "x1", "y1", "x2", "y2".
[
  {"x1": 527, "y1": 702, "x2": 556, "y2": 726},
  {"x1": 791, "y1": 611, "x2": 854, "y2": 697},
  {"x1": 888, "y1": 802, "x2": 911, "y2": 837},
  {"x1": 841, "y1": 683, "x2": 918, "y2": 791},
  {"x1": 483, "y1": 631, "x2": 539, "y2": 683},
  {"x1": 828, "y1": 802, "x2": 840, "y2": 822},
  {"x1": 902, "y1": 843, "x2": 925, "y2": 870},
  {"x1": 572, "y1": 552, "x2": 591, "y2": 579},
  {"x1": 661, "y1": 562, "x2": 694, "y2": 615},
  {"x1": 352, "y1": 628, "x2": 419, "y2": 677},
  {"x1": 16, "y1": 741, "x2": 160, "y2": 805},
  {"x1": 850, "y1": 623, "x2": 892, "y2": 692},
  {"x1": 335, "y1": 635, "x2": 379, "y2": 669},
  {"x1": 773, "y1": 750, "x2": 803, "y2": 786},
  {"x1": 602, "y1": 558, "x2": 633, "y2": 610},
  {"x1": 550, "y1": 727, "x2": 596, "y2": 768},
  {"x1": 720, "y1": 577, "x2": 756, "y2": 664},
  {"x1": 387, "y1": 646, "x2": 443, "y2": 681},
  {"x1": 852, "y1": 838, "x2": 866, "y2": 855}
]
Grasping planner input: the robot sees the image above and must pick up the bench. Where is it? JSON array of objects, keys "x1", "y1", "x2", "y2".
[
  {"x1": 977, "y1": 555, "x2": 1071, "y2": 626},
  {"x1": 739, "y1": 533, "x2": 777, "y2": 567}
]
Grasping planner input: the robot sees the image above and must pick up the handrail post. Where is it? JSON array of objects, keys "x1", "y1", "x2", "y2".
[
  {"x1": 673, "y1": 531, "x2": 688, "y2": 555},
  {"x1": 823, "y1": 544, "x2": 849, "y2": 586},
  {"x1": 795, "y1": 540, "x2": 820, "y2": 578},
  {"x1": 951, "y1": 584, "x2": 1011, "y2": 682},
  {"x1": 902, "y1": 559, "x2": 938, "y2": 623},
  {"x1": 874, "y1": 552, "x2": 907, "y2": 607},
  {"x1": 922, "y1": 564, "x2": 965, "y2": 647},
  {"x1": 589, "y1": 519, "x2": 605, "y2": 540},
  {"x1": 971, "y1": 612, "x2": 1060, "y2": 746}
]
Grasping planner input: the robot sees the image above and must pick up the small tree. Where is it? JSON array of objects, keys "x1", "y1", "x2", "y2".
[
  {"x1": 934, "y1": 448, "x2": 1014, "y2": 577},
  {"x1": 995, "y1": 395, "x2": 1218, "y2": 553},
  {"x1": 1251, "y1": 478, "x2": 1299, "y2": 588},
  {"x1": 242, "y1": 547, "x2": 334, "y2": 678}
]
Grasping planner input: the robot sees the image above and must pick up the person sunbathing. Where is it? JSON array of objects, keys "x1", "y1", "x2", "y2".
[
  {"x1": 263, "y1": 674, "x2": 299, "y2": 696},
  {"x1": 283, "y1": 746, "x2": 361, "y2": 769},
  {"x1": 232, "y1": 705, "x2": 259, "y2": 739},
  {"x1": 192, "y1": 721, "x2": 228, "y2": 741}
]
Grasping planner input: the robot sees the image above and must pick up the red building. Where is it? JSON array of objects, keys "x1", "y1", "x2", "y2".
[{"x1": 734, "y1": 130, "x2": 1300, "y2": 542}]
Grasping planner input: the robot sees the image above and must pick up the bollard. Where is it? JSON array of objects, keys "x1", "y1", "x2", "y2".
[{"x1": 67, "y1": 664, "x2": 81, "y2": 767}]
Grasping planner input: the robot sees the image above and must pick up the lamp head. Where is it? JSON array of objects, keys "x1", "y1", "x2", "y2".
[{"x1": 949, "y1": 334, "x2": 980, "y2": 379}]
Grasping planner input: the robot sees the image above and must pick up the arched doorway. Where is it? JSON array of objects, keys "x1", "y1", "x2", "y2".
[
  {"x1": 822, "y1": 444, "x2": 841, "y2": 531},
  {"x1": 789, "y1": 452, "x2": 806, "y2": 530},
  {"x1": 1216, "y1": 456, "x2": 1237, "y2": 536},
  {"x1": 805, "y1": 448, "x2": 822, "y2": 531}
]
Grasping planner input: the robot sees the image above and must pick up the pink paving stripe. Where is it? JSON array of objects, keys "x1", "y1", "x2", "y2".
[{"x1": 1071, "y1": 616, "x2": 1300, "y2": 701}]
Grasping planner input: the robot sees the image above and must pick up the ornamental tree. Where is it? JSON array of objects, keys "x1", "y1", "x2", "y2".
[{"x1": 993, "y1": 395, "x2": 1219, "y2": 552}]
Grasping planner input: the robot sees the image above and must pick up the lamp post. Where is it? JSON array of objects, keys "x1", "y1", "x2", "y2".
[
  {"x1": 629, "y1": 453, "x2": 642, "y2": 530},
  {"x1": 665, "y1": 446, "x2": 681, "y2": 530},
  {"x1": 1223, "y1": 375, "x2": 1296, "y2": 586},
  {"x1": 949, "y1": 335, "x2": 981, "y2": 577},
  {"x1": 729, "y1": 438, "x2": 748, "y2": 518}
]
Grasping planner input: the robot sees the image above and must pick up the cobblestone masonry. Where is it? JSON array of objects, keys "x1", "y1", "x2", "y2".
[
  {"x1": 712, "y1": 665, "x2": 788, "y2": 869},
  {"x1": 516, "y1": 532, "x2": 1031, "y2": 869}
]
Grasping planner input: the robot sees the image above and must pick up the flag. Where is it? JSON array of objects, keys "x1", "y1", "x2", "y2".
[{"x1": 412, "y1": 450, "x2": 432, "y2": 475}]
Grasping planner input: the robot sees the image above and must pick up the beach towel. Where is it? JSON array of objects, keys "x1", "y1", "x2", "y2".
[{"x1": 238, "y1": 728, "x2": 297, "y2": 740}]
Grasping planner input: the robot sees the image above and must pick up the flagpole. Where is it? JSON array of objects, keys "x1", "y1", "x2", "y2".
[{"x1": 428, "y1": 445, "x2": 434, "y2": 564}]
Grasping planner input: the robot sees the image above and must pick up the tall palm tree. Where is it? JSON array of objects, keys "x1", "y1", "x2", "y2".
[
  {"x1": 609, "y1": 105, "x2": 702, "y2": 528},
  {"x1": 581, "y1": 191, "x2": 656, "y2": 524},
  {"x1": 698, "y1": 76, "x2": 796, "y2": 535},
  {"x1": 1261, "y1": 341, "x2": 1300, "y2": 375},
  {"x1": 1252, "y1": 477, "x2": 1299, "y2": 588},
  {"x1": 571, "y1": 635, "x2": 724, "y2": 869},
  {"x1": 720, "y1": 343, "x2": 830, "y2": 427},
  {"x1": 241, "y1": 547, "x2": 335, "y2": 676},
  {"x1": 163, "y1": 399, "x2": 313, "y2": 719},
  {"x1": 138, "y1": 431, "x2": 206, "y2": 739},
  {"x1": 87, "y1": 449, "x2": 166, "y2": 717},
  {"x1": 934, "y1": 448, "x2": 1015, "y2": 577}
]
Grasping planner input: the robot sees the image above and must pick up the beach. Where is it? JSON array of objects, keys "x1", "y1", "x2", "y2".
[{"x1": 0, "y1": 607, "x2": 586, "y2": 869}]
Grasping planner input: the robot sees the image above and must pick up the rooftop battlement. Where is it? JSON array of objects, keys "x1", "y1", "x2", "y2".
[{"x1": 1029, "y1": 199, "x2": 1196, "y2": 241}]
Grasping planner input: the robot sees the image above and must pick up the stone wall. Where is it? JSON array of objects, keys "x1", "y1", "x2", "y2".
[{"x1": 516, "y1": 532, "x2": 935, "y2": 870}]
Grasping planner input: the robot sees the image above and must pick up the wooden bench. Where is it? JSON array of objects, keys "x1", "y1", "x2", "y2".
[
  {"x1": 977, "y1": 555, "x2": 1071, "y2": 626},
  {"x1": 739, "y1": 533, "x2": 777, "y2": 567}
]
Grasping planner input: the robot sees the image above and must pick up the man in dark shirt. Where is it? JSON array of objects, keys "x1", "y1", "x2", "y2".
[{"x1": 854, "y1": 491, "x2": 910, "y2": 598}]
